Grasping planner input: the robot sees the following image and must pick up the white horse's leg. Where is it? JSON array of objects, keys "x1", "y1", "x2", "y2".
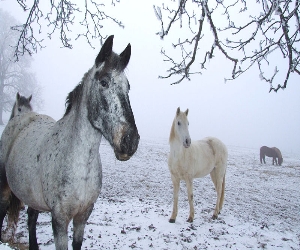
[
  {"x1": 210, "y1": 168, "x2": 224, "y2": 219},
  {"x1": 185, "y1": 178, "x2": 194, "y2": 223},
  {"x1": 51, "y1": 209, "x2": 71, "y2": 250},
  {"x1": 169, "y1": 175, "x2": 180, "y2": 223},
  {"x1": 219, "y1": 175, "x2": 226, "y2": 212},
  {"x1": 72, "y1": 204, "x2": 94, "y2": 250}
]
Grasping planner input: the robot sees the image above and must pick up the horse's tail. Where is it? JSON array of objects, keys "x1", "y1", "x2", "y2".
[{"x1": 6, "y1": 192, "x2": 22, "y2": 240}]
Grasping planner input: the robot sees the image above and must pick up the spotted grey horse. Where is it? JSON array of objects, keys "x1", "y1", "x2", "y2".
[{"x1": 0, "y1": 35, "x2": 139, "y2": 250}]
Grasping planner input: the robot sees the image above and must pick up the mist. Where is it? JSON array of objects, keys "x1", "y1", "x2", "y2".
[{"x1": 1, "y1": 0, "x2": 300, "y2": 155}]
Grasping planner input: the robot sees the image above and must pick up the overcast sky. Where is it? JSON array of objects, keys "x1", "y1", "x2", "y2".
[{"x1": 2, "y1": 0, "x2": 300, "y2": 154}]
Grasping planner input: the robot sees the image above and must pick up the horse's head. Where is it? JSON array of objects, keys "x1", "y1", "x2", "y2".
[
  {"x1": 278, "y1": 157, "x2": 283, "y2": 166},
  {"x1": 10, "y1": 92, "x2": 33, "y2": 120},
  {"x1": 170, "y1": 107, "x2": 191, "y2": 148},
  {"x1": 87, "y1": 35, "x2": 139, "y2": 161}
]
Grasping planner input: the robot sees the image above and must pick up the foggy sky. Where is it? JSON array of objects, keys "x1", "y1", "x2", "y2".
[{"x1": 2, "y1": 0, "x2": 300, "y2": 154}]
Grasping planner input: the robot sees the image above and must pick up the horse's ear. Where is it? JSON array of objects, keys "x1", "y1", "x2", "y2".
[
  {"x1": 185, "y1": 109, "x2": 189, "y2": 116},
  {"x1": 28, "y1": 95, "x2": 32, "y2": 102},
  {"x1": 16, "y1": 92, "x2": 20, "y2": 100},
  {"x1": 176, "y1": 107, "x2": 180, "y2": 116},
  {"x1": 95, "y1": 35, "x2": 114, "y2": 67},
  {"x1": 119, "y1": 43, "x2": 131, "y2": 70}
]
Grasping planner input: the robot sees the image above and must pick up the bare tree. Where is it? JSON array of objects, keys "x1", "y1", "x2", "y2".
[
  {"x1": 154, "y1": 0, "x2": 300, "y2": 92},
  {"x1": 10, "y1": 0, "x2": 123, "y2": 60},
  {"x1": 0, "y1": 9, "x2": 42, "y2": 125}
]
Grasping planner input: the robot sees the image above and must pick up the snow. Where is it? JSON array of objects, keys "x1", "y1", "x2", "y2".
[{"x1": 0, "y1": 125, "x2": 299, "y2": 249}]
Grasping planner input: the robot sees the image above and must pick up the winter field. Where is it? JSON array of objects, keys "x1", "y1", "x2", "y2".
[{"x1": 0, "y1": 125, "x2": 299, "y2": 250}]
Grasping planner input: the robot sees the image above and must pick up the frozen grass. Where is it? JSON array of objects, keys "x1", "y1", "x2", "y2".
[{"x1": 0, "y1": 125, "x2": 299, "y2": 249}]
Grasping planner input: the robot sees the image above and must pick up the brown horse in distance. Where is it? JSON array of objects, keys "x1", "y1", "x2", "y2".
[{"x1": 260, "y1": 146, "x2": 283, "y2": 166}]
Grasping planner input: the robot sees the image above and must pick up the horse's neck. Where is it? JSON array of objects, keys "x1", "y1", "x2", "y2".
[
  {"x1": 58, "y1": 104, "x2": 101, "y2": 147},
  {"x1": 169, "y1": 138, "x2": 184, "y2": 155}
]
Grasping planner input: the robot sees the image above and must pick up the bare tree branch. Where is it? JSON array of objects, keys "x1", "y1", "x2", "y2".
[
  {"x1": 155, "y1": 0, "x2": 300, "y2": 92},
  {"x1": 11, "y1": 0, "x2": 123, "y2": 60}
]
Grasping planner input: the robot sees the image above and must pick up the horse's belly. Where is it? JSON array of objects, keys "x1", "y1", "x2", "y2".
[
  {"x1": 168, "y1": 154, "x2": 215, "y2": 180},
  {"x1": 6, "y1": 160, "x2": 50, "y2": 211},
  {"x1": 5, "y1": 121, "x2": 53, "y2": 211}
]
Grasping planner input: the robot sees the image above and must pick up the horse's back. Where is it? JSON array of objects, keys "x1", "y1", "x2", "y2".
[
  {"x1": 1, "y1": 112, "x2": 55, "y2": 162},
  {"x1": 260, "y1": 146, "x2": 277, "y2": 157},
  {"x1": 1, "y1": 112, "x2": 56, "y2": 211},
  {"x1": 202, "y1": 137, "x2": 228, "y2": 161},
  {"x1": 191, "y1": 137, "x2": 227, "y2": 177}
]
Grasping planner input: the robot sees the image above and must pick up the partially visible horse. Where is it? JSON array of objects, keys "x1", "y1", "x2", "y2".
[
  {"x1": 9, "y1": 92, "x2": 32, "y2": 120},
  {"x1": 0, "y1": 35, "x2": 139, "y2": 249},
  {"x1": 0, "y1": 92, "x2": 33, "y2": 241},
  {"x1": 260, "y1": 146, "x2": 283, "y2": 166},
  {"x1": 168, "y1": 107, "x2": 228, "y2": 223}
]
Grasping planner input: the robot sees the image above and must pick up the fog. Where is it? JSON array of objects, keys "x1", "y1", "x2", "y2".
[{"x1": 2, "y1": 0, "x2": 300, "y2": 154}]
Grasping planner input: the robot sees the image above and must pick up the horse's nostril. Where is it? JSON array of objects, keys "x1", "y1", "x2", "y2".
[
  {"x1": 120, "y1": 131, "x2": 139, "y2": 156},
  {"x1": 121, "y1": 135, "x2": 129, "y2": 153}
]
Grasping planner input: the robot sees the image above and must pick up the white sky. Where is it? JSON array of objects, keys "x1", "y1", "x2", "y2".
[{"x1": 1, "y1": 0, "x2": 300, "y2": 154}]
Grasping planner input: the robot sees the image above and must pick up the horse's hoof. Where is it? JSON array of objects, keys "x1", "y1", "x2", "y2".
[
  {"x1": 212, "y1": 214, "x2": 218, "y2": 220},
  {"x1": 187, "y1": 217, "x2": 193, "y2": 223},
  {"x1": 169, "y1": 219, "x2": 175, "y2": 223}
]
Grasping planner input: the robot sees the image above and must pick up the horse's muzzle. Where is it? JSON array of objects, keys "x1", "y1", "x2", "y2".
[
  {"x1": 183, "y1": 137, "x2": 191, "y2": 148},
  {"x1": 114, "y1": 130, "x2": 140, "y2": 161}
]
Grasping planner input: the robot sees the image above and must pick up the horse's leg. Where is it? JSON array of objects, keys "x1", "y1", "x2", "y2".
[
  {"x1": 0, "y1": 162, "x2": 10, "y2": 242},
  {"x1": 169, "y1": 175, "x2": 180, "y2": 223},
  {"x1": 6, "y1": 192, "x2": 23, "y2": 242},
  {"x1": 51, "y1": 209, "x2": 71, "y2": 250},
  {"x1": 185, "y1": 178, "x2": 194, "y2": 223},
  {"x1": 0, "y1": 170, "x2": 9, "y2": 241},
  {"x1": 27, "y1": 207, "x2": 39, "y2": 250},
  {"x1": 260, "y1": 152, "x2": 263, "y2": 164},
  {"x1": 72, "y1": 204, "x2": 94, "y2": 250},
  {"x1": 0, "y1": 192, "x2": 9, "y2": 242},
  {"x1": 263, "y1": 155, "x2": 266, "y2": 164},
  {"x1": 210, "y1": 168, "x2": 224, "y2": 219},
  {"x1": 219, "y1": 175, "x2": 226, "y2": 212}
]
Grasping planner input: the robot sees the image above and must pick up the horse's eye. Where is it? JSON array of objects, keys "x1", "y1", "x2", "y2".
[
  {"x1": 178, "y1": 121, "x2": 181, "y2": 126},
  {"x1": 100, "y1": 80, "x2": 108, "y2": 88},
  {"x1": 18, "y1": 108, "x2": 21, "y2": 112}
]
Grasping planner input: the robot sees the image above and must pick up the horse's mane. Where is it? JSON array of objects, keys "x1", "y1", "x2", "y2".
[
  {"x1": 64, "y1": 72, "x2": 88, "y2": 117},
  {"x1": 169, "y1": 119, "x2": 175, "y2": 144}
]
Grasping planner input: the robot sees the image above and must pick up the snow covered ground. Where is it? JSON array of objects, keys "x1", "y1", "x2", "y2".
[{"x1": 0, "y1": 125, "x2": 299, "y2": 249}]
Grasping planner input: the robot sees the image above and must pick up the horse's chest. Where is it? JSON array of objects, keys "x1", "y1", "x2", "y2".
[
  {"x1": 42, "y1": 150, "x2": 102, "y2": 209},
  {"x1": 168, "y1": 155, "x2": 190, "y2": 178}
]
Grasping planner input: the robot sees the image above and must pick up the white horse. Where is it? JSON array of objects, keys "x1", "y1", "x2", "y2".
[{"x1": 168, "y1": 107, "x2": 228, "y2": 223}]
